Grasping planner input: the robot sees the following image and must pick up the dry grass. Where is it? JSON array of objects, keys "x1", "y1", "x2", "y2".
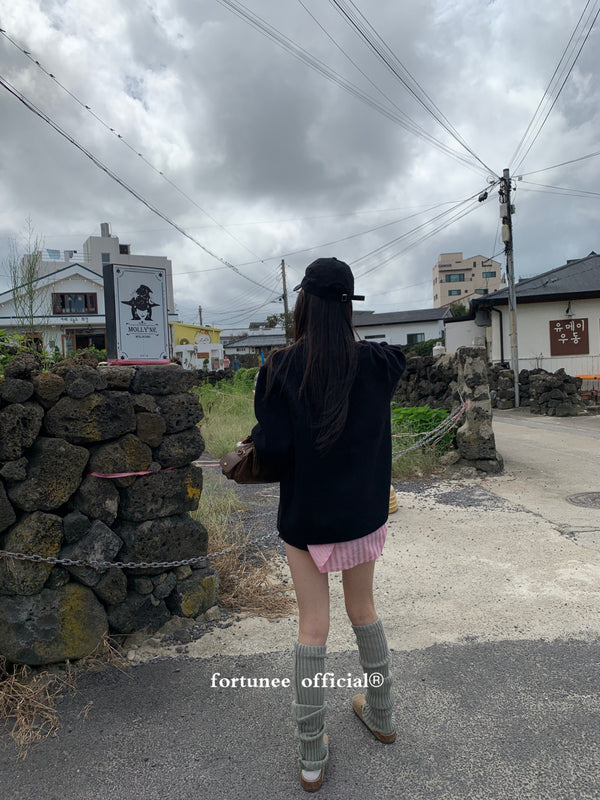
[
  {"x1": 193, "y1": 474, "x2": 296, "y2": 619},
  {"x1": 0, "y1": 635, "x2": 129, "y2": 758}
]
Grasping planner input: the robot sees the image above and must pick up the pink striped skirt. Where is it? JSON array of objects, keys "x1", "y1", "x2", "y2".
[{"x1": 307, "y1": 524, "x2": 387, "y2": 573}]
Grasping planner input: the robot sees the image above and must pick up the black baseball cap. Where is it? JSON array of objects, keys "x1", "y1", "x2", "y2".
[{"x1": 293, "y1": 257, "x2": 365, "y2": 303}]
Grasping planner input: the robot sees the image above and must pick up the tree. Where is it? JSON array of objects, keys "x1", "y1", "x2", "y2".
[
  {"x1": 265, "y1": 311, "x2": 293, "y2": 343},
  {"x1": 5, "y1": 219, "x2": 48, "y2": 353},
  {"x1": 450, "y1": 301, "x2": 468, "y2": 318}
]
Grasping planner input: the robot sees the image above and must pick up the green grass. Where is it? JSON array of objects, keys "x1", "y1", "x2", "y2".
[
  {"x1": 195, "y1": 377, "x2": 257, "y2": 458},
  {"x1": 391, "y1": 404, "x2": 456, "y2": 479}
]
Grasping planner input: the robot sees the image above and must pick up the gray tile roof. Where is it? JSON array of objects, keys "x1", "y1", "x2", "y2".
[
  {"x1": 352, "y1": 307, "x2": 451, "y2": 327},
  {"x1": 475, "y1": 251, "x2": 600, "y2": 305},
  {"x1": 225, "y1": 333, "x2": 287, "y2": 348}
]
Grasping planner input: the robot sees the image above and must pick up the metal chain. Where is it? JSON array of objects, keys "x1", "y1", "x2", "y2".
[
  {"x1": 0, "y1": 404, "x2": 468, "y2": 570},
  {"x1": 392, "y1": 401, "x2": 468, "y2": 461},
  {"x1": 0, "y1": 529, "x2": 279, "y2": 570}
]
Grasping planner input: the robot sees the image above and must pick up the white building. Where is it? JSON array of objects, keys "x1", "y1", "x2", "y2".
[
  {"x1": 352, "y1": 308, "x2": 452, "y2": 345},
  {"x1": 445, "y1": 252, "x2": 600, "y2": 376},
  {"x1": 0, "y1": 223, "x2": 177, "y2": 356}
]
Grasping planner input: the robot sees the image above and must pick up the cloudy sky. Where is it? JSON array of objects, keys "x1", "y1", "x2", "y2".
[{"x1": 1, "y1": 0, "x2": 599, "y2": 328}]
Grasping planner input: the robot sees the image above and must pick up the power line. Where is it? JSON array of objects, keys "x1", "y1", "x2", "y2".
[
  {"x1": 216, "y1": 0, "x2": 490, "y2": 176},
  {"x1": 510, "y1": 0, "x2": 600, "y2": 173},
  {"x1": 0, "y1": 73, "x2": 279, "y2": 297},
  {"x1": 0, "y1": 27, "x2": 270, "y2": 269},
  {"x1": 328, "y1": 0, "x2": 498, "y2": 176},
  {"x1": 517, "y1": 149, "x2": 600, "y2": 177},
  {"x1": 520, "y1": 179, "x2": 600, "y2": 198}
]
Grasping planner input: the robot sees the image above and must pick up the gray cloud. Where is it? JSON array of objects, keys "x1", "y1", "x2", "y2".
[{"x1": 0, "y1": 0, "x2": 598, "y2": 326}]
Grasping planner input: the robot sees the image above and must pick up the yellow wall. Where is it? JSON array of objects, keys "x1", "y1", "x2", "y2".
[{"x1": 171, "y1": 322, "x2": 221, "y2": 345}]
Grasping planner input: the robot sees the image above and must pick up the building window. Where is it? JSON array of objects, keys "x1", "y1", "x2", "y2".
[
  {"x1": 101, "y1": 252, "x2": 111, "y2": 263},
  {"x1": 473, "y1": 261, "x2": 477, "y2": 268},
  {"x1": 445, "y1": 273, "x2": 465, "y2": 282},
  {"x1": 448, "y1": 289, "x2": 461, "y2": 296},
  {"x1": 365, "y1": 334, "x2": 386, "y2": 339},
  {"x1": 482, "y1": 271, "x2": 496, "y2": 278},
  {"x1": 52, "y1": 293, "x2": 98, "y2": 314},
  {"x1": 475, "y1": 288, "x2": 489, "y2": 295},
  {"x1": 406, "y1": 333, "x2": 425, "y2": 344}
]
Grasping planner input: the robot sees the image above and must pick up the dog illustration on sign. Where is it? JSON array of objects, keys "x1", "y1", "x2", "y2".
[{"x1": 121, "y1": 285, "x2": 159, "y2": 321}]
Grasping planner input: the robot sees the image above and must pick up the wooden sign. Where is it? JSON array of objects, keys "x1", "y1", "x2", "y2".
[{"x1": 549, "y1": 318, "x2": 589, "y2": 356}]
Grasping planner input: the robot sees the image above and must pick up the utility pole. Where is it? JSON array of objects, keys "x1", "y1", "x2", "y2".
[
  {"x1": 500, "y1": 168, "x2": 520, "y2": 407},
  {"x1": 280, "y1": 259, "x2": 291, "y2": 344}
]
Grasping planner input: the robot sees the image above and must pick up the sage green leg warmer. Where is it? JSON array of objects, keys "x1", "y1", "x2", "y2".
[
  {"x1": 352, "y1": 618, "x2": 395, "y2": 735},
  {"x1": 292, "y1": 642, "x2": 329, "y2": 771}
]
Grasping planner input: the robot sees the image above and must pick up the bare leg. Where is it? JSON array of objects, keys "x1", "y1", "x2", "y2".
[
  {"x1": 341, "y1": 558, "x2": 378, "y2": 626},
  {"x1": 285, "y1": 543, "x2": 330, "y2": 784},
  {"x1": 285, "y1": 542, "x2": 330, "y2": 645},
  {"x1": 343, "y1": 558, "x2": 395, "y2": 740}
]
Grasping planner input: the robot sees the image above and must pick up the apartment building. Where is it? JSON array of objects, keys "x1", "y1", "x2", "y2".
[{"x1": 433, "y1": 252, "x2": 503, "y2": 308}]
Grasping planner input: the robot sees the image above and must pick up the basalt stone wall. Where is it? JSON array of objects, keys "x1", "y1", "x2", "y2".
[
  {"x1": 0, "y1": 352, "x2": 216, "y2": 666},
  {"x1": 488, "y1": 366, "x2": 583, "y2": 415},
  {"x1": 393, "y1": 347, "x2": 502, "y2": 473}
]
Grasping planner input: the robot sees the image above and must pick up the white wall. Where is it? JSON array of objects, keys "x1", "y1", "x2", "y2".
[
  {"x1": 445, "y1": 319, "x2": 487, "y2": 352},
  {"x1": 355, "y1": 320, "x2": 444, "y2": 345},
  {"x1": 490, "y1": 299, "x2": 600, "y2": 375}
]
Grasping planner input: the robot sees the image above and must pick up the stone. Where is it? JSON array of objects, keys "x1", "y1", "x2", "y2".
[
  {"x1": 155, "y1": 392, "x2": 203, "y2": 433},
  {"x1": 63, "y1": 365, "x2": 108, "y2": 398},
  {"x1": 0, "y1": 402, "x2": 44, "y2": 461},
  {"x1": 474, "y1": 454, "x2": 504, "y2": 474},
  {"x1": 133, "y1": 577, "x2": 154, "y2": 595},
  {"x1": 152, "y1": 571, "x2": 177, "y2": 600},
  {"x1": 131, "y1": 365, "x2": 199, "y2": 396},
  {"x1": 0, "y1": 457, "x2": 28, "y2": 482},
  {"x1": 0, "y1": 583, "x2": 108, "y2": 665},
  {"x1": 96, "y1": 365, "x2": 135, "y2": 390},
  {"x1": 439, "y1": 450, "x2": 461, "y2": 466},
  {"x1": 136, "y1": 412, "x2": 167, "y2": 447},
  {"x1": 45, "y1": 565, "x2": 71, "y2": 589},
  {"x1": 132, "y1": 393, "x2": 158, "y2": 413},
  {"x1": 115, "y1": 514, "x2": 208, "y2": 574},
  {"x1": 44, "y1": 392, "x2": 136, "y2": 444},
  {"x1": 0, "y1": 512, "x2": 63, "y2": 596},
  {"x1": 63, "y1": 510, "x2": 91, "y2": 544},
  {"x1": 8, "y1": 437, "x2": 89, "y2": 512},
  {"x1": 92, "y1": 567, "x2": 128, "y2": 605},
  {"x1": 118, "y1": 464, "x2": 203, "y2": 521},
  {"x1": 153, "y1": 427, "x2": 205, "y2": 468},
  {"x1": 204, "y1": 605, "x2": 221, "y2": 622},
  {"x1": 175, "y1": 565, "x2": 193, "y2": 580},
  {"x1": 555, "y1": 403, "x2": 578, "y2": 417},
  {"x1": 72, "y1": 475, "x2": 120, "y2": 525},
  {"x1": 3, "y1": 352, "x2": 40, "y2": 379},
  {"x1": 59, "y1": 520, "x2": 122, "y2": 587},
  {"x1": 31, "y1": 372, "x2": 65, "y2": 408},
  {"x1": 50, "y1": 351, "x2": 101, "y2": 376},
  {"x1": 456, "y1": 420, "x2": 497, "y2": 461},
  {"x1": 106, "y1": 591, "x2": 170, "y2": 634},
  {"x1": 0, "y1": 378, "x2": 34, "y2": 404},
  {"x1": 166, "y1": 568, "x2": 218, "y2": 618},
  {"x1": 0, "y1": 481, "x2": 16, "y2": 533},
  {"x1": 87, "y1": 433, "x2": 153, "y2": 488}
]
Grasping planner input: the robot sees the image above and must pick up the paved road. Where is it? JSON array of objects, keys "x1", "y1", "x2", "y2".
[
  {"x1": 1, "y1": 409, "x2": 599, "y2": 800},
  {"x1": 491, "y1": 408, "x2": 600, "y2": 546}
]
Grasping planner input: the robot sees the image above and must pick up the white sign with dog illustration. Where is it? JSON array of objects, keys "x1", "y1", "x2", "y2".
[{"x1": 103, "y1": 264, "x2": 170, "y2": 363}]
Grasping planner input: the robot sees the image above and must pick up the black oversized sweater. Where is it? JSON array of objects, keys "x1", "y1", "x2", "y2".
[{"x1": 252, "y1": 340, "x2": 406, "y2": 550}]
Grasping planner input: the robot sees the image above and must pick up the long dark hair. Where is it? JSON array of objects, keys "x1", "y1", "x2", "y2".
[{"x1": 266, "y1": 289, "x2": 358, "y2": 453}]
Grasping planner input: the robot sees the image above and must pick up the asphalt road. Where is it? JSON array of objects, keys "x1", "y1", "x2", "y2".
[{"x1": 1, "y1": 408, "x2": 599, "y2": 800}]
